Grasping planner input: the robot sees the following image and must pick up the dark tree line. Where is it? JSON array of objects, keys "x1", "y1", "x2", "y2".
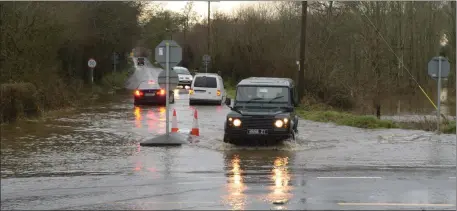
[
  {"x1": 0, "y1": 2, "x2": 143, "y2": 112},
  {"x1": 141, "y1": 1, "x2": 455, "y2": 115}
]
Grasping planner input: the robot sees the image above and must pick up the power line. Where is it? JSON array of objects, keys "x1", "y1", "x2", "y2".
[{"x1": 356, "y1": 2, "x2": 437, "y2": 109}]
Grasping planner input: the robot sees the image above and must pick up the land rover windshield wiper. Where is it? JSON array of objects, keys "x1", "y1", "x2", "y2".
[
  {"x1": 245, "y1": 97, "x2": 264, "y2": 104},
  {"x1": 267, "y1": 96, "x2": 284, "y2": 103}
]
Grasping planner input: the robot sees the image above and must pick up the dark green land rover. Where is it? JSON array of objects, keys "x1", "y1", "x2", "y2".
[{"x1": 223, "y1": 77, "x2": 299, "y2": 145}]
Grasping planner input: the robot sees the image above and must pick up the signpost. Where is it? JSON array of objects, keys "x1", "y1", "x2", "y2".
[
  {"x1": 427, "y1": 56, "x2": 451, "y2": 132},
  {"x1": 158, "y1": 69, "x2": 179, "y2": 90},
  {"x1": 203, "y1": 54, "x2": 211, "y2": 73},
  {"x1": 88, "y1": 58, "x2": 96, "y2": 84},
  {"x1": 112, "y1": 52, "x2": 119, "y2": 73},
  {"x1": 140, "y1": 40, "x2": 185, "y2": 146}
]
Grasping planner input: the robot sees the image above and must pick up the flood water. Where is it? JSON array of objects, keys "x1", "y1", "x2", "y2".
[{"x1": 1, "y1": 59, "x2": 456, "y2": 210}]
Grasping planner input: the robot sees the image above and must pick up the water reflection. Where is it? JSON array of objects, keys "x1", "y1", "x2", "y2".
[
  {"x1": 267, "y1": 156, "x2": 292, "y2": 207},
  {"x1": 158, "y1": 107, "x2": 166, "y2": 133},
  {"x1": 222, "y1": 150, "x2": 294, "y2": 210},
  {"x1": 174, "y1": 89, "x2": 180, "y2": 99},
  {"x1": 134, "y1": 106, "x2": 167, "y2": 133},
  {"x1": 134, "y1": 106, "x2": 142, "y2": 128},
  {"x1": 134, "y1": 160, "x2": 142, "y2": 171},
  {"x1": 224, "y1": 154, "x2": 248, "y2": 210},
  {"x1": 147, "y1": 110, "x2": 157, "y2": 132}
]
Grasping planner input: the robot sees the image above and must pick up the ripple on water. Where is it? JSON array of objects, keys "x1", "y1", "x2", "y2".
[
  {"x1": 2, "y1": 93, "x2": 456, "y2": 179},
  {"x1": 185, "y1": 131, "x2": 336, "y2": 152}
]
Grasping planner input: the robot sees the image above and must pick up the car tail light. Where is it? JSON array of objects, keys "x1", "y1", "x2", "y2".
[
  {"x1": 216, "y1": 90, "x2": 221, "y2": 96},
  {"x1": 157, "y1": 89, "x2": 165, "y2": 96},
  {"x1": 134, "y1": 90, "x2": 143, "y2": 97},
  {"x1": 189, "y1": 89, "x2": 194, "y2": 95}
]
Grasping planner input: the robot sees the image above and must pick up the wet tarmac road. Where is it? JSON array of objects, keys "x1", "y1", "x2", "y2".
[{"x1": 1, "y1": 59, "x2": 456, "y2": 210}]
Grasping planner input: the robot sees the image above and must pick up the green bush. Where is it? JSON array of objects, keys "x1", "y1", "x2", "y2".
[
  {"x1": 442, "y1": 121, "x2": 456, "y2": 134},
  {"x1": 224, "y1": 80, "x2": 236, "y2": 98},
  {"x1": 0, "y1": 83, "x2": 42, "y2": 123},
  {"x1": 101, "y1": 71, "x2": 130, "y2": 89}
]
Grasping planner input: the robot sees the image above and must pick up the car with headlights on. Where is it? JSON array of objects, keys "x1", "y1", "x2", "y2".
[
  {"x1": 137, "y1": 57, "x2": 145, "y2": 66},
  {"x1": 172, "y1": 66, "x2": 193, "y2": 88},
  {"x1": 133, "y1": 80, "x2": 174, "y2": 105},
  {"x1": 223, "y1": 77, "x2": 299, "y2": 145}
]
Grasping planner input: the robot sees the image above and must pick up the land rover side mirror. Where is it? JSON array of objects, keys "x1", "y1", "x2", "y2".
[{"x1": 225, "y1": 97, "x2": 231, "y2": 106}]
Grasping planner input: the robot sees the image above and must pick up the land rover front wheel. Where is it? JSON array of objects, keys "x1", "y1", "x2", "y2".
[{"x1": 290, "y1": 131, "x2": 296, "y2": 141}]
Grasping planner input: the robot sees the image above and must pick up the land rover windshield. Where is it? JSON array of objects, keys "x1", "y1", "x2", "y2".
[{"x1": 235, "y1": 86, "x2": 290, "y2": 104}]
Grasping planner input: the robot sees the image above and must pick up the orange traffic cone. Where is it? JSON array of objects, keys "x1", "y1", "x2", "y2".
[
  {"x1": 171, "y1": 109, "x2": 179, "y2": 133},
  {"x1": 190, "y1": 109, "x2": 199, "y2": 136}
]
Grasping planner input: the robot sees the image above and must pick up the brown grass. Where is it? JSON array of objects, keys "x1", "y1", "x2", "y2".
[{"x1": 0, "y1": 83, "x2": 42, "y2": 123}]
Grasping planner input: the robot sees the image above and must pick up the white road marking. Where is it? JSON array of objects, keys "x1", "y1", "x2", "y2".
[
  {"x1": 176, "y1": 181, "x2": 219, "y2": 185},
  {"x1": 317, "y1": 176, "x2": 382, "y2": 179},
  {"x1": 198, "y1": 176, "x2": 226, "y2": 179},
  {"x1": 116, "y1": 201, "x2": 216, "y2": 204},
  {"x1": 338, "y1": 202, "x2": 455, "y2": 207}
]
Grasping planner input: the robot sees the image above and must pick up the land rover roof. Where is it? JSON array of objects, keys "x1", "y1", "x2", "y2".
[
  {"x1": 237, "y1": 77, "x2": 294, "y2": 87},
  {"x1": 194, "y1": 72, "x2": 220, "y2": 76}
]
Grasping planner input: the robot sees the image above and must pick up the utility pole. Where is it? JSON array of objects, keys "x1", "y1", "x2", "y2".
[
  {"x1": 298, "y1": 1, "x2": 308, "y2": 100},
  {"x1": 207, "y1": 1, "x2": 211, "y2": 56}
]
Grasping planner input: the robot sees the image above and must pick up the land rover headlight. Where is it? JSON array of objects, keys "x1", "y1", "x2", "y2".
[
  {"x1": 233, "y1": 119, "x2": 241, "y2": 127},
  {"x1": 274, "y1": 119, "x2": 284, "y2": 128},
  {"x1": 283, "y1": 118, "x2": 289, "y2": 124}
]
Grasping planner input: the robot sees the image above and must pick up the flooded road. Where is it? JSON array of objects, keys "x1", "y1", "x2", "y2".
[{"x1": 1, "y1": 59, "x2": 456, "y2": 210}]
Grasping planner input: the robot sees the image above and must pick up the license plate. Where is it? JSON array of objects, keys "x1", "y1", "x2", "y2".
[
  {"x1": 247, "y1": 129, "x2": 268, "y2": 135},
  {"x1": 145, "y1": 93, "x2": 155, "y2": 96}
]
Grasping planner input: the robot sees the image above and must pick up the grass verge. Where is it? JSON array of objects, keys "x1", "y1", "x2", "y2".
[
  {"x1": 296, "y1": 109, "x2": 398, "y2": 129},
  {"x1": 224, "y1": 81, "x2": 456, "y2": 134},
  {"x1": 0, "y1": 65, "x2": 133, "y2": 125},
  {"x1": 225, "y1": 80, "x2": 236, "y2": 98}
]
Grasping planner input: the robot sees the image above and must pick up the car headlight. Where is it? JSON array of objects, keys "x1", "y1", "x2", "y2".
[
  {"x1": 283, "y1": 118, "x2": 289, "y2": 124},
  {"x1": 233, "y1": 118, "x2": 241, "y2": 127},
  {"x1": 274, "y1": 119, "x2": 284, "y2": 128}
]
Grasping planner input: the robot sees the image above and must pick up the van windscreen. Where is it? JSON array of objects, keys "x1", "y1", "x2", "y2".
[{"x1": 194, "y1": 76, "x2": 217, "y2": 88}]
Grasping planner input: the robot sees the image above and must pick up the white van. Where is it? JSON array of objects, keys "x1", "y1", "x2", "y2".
[{"x1": 189, "y1": 73, "x2": 225, "y2": 105}]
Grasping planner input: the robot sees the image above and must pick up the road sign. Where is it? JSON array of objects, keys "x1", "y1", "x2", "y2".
[
  {"x1": 112, "y1": 52, "x2": 119, "y2": 65},
  {"x1": 203, "y1": 54, "x2": 211, "y2": 64},
  {"x1": 88, "y1": 58, "x2": 96, "y2": 84},
  {"x1": 112, "y1": 53, "x2": 119, "y2": 73},
  {"x1": 155, "y1": 40, "x2": 182, "y2": 69},
  {"x1": 88, "y1": 58, "x2": 97, "y2": 68},
  {"x1": 427, "y1": 56, "x2": 451, "y2": 133},
  {"x1": 202, "y1": 54, "x2": 211, "y2": 73},
  {"x1": 158, "y1": 69, "x2": 179, "y2": 90},
  {"x1": 155, "y1": 40, "x2": 183, "y2": 139},
  {"x1": 428, "y1": 56, "x2": 450, "y2": 79}
]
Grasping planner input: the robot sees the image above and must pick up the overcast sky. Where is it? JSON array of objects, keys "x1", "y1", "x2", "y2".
[{"x1": 162, "y1": 1, "x2": 258, "y2": 18}]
